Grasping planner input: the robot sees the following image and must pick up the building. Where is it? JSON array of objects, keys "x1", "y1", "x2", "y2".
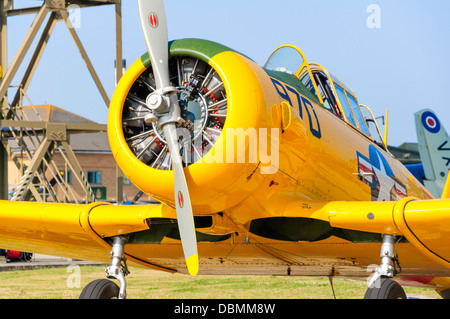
[{"x1": 6, "y1": 105, "x2": 145, "y2": 203}]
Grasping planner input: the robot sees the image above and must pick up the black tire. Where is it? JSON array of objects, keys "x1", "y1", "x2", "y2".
[
  {"x1": 79, "y1": 279, "x2": 120, "y2": 299},
  {"x1": 364, "y1": 278, "x2": 407, "y2": 299},
  {"x1": 438, "y1": 288, "x2": 450, "y2": 299}
]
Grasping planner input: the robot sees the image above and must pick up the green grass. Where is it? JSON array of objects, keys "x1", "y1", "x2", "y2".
[{"x1": 0, "y1": 265, "x2": 441, "y2": 299}]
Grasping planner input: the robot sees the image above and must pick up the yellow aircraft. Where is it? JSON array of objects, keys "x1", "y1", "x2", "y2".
[{"x1": 1, "y1": 0, "x2": 450, "y2": 299}]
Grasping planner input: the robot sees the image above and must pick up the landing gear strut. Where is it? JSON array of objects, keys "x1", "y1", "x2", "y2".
[
  {"x1": 365, "y1": 234, "x2": 406, "y2": 299},
  {"x1": 79, "y1": 236, "x2": 130, "y2": 299}
]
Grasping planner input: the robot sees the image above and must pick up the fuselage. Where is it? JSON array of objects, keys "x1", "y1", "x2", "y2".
[{"x1": 109, "y1": 38, "x2": 433, "y2": 221}]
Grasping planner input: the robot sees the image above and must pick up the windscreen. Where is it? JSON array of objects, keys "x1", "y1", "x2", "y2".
[{"x1": 264, "y1": 46, "x2": 304, "y2": 75}]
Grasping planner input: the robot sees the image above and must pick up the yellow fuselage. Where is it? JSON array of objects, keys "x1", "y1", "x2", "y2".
[{"x1": 109, "y1": 39, "x2": 431, "y2": 219}]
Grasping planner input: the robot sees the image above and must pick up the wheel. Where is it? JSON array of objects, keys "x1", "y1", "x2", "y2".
[
  {"x1": 438, "y1": 288, "x2": 450, "y2": 299},
  {"x1": 21, "y1": 252, "x2": 32, "y2": 262},
  {"x1": 79, "y1": 279, "x2": 120, "y2": 299},
  {"x1": 364, "y1": 278, "x2": 407, "y2": 299}
]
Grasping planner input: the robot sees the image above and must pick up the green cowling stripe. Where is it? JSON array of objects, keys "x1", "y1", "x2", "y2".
[
  {"x1": 265, "y1": 68, "x2": 323, "y2": 107},
  {"x1": 140, "y1": 38, "x2": 322, "y2": 108},
  {"x1": 140, "y1": 38, "x2": 237, "y2": 68},
  {"x1": 170, "y1": 38, "x2": 236, "y2": 61}
]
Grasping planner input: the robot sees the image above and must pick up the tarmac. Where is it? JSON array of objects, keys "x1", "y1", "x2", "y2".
[{"x1": 0, "y1": 253, "x2": 105, "y2": 272}]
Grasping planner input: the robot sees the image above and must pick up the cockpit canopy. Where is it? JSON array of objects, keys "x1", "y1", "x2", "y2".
[{"x1": 264, "y1": 45, "x2": 386, "y2": 149}]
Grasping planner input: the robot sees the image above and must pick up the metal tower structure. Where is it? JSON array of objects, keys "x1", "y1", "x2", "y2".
[{"x1": 0, "y1": 0, "x2": 123, "y2": 202}]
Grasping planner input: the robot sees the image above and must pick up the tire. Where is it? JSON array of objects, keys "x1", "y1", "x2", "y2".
[
  {"x1": 364, "y1": 278, "x2": 407, "y2": 299},
  {"x1": 79, "y1": 279, "x2": 120, "y2": 299},
  {"x1": 438, "y1": 288, "x2": 450, "y2": 299}
]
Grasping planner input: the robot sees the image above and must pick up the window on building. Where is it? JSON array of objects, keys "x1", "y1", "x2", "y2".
[
  {"x1": 87, "y1": 171, "x2": 102, "y2": 185},
  {"x1": 58, "y1": 170, "x2": 72, "y2": 184}
]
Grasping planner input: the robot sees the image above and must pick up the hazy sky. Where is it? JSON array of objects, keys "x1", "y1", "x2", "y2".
[{"x1": 7, "y1": 0, "x2": 450, "y2": 146}]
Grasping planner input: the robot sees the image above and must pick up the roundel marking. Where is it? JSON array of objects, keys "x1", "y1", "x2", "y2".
[{"x1": 421, "y1": 111, "x2": 440, "y2": 134}]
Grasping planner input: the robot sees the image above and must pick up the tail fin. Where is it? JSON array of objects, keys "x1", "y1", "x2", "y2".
[{"x1": 415, "y1": 109, "x2": 450, "y2": 198}]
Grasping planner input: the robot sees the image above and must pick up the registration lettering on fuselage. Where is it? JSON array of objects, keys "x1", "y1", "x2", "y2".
[{"x1": 270, "y1": 77, "x2": 321, "y2": 139}]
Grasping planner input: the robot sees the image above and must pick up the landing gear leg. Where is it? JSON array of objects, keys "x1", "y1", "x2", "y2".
[
  {"x1": 79, "y1": 236, "x2": 130, "y2": 299},
  {"x1": 365, "y1": 234, "x2": 406, "y2": 299},
  {"x1": 105, "y1": 236, "x2": 130, "y2": 299}
]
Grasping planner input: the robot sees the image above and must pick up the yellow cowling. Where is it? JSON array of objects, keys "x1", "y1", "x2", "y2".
[{"x1": 108, "y1": 40, "x2": 286, "y2": 215}]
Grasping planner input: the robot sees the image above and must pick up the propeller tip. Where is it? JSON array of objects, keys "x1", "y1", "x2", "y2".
[{"x1": 186, "y1": 253, "x2": 199, "y2": 276}]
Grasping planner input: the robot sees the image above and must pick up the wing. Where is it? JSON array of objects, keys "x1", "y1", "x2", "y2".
[
  {"x1": 245, "y1": 196, "x2": 450, "y2": 278},
  {"x1": 325, "y1": 198, "x2": 450, "y2": 269},
  {"x1": 0, "y1": 200, "x2": 177, "y2": 273},
  {"x1": 2, "y1": 196, "x2": 450, "y2": 282}
]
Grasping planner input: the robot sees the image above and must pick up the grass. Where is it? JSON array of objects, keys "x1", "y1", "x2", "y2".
[{"x1": 0, "y1": 265, "x2": 441, "y2": 299}]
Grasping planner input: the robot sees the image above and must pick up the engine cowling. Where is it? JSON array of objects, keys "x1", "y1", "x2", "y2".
[{"x1": 108, "y1": 39, "x2": 282, "y2": 214}]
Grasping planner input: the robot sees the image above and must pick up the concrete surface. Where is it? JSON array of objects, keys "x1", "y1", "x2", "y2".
[{"x1": 0, "y1": 253, "x2": 104, "y2": 272}]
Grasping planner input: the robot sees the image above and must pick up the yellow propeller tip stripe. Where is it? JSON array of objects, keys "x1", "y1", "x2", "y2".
[{"x1": 186, "y1": 253, "x2": 199, "y2": 276}]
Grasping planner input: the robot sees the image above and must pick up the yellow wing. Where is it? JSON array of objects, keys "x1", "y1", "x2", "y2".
[
  {"x1": 327, "y1": 198, "x2": 450, "y2": 269},
  {"x1": 0, "y1": 200, "x2": 177, "y2": 273},
  {"x1": 2, "y1": 196, "x2": 450, "y2": 286}
]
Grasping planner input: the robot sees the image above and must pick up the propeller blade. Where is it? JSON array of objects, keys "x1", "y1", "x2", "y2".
[
  {"x1": 137, "y1": 0, "x2": 199, "y2": 276},
  {"x1": 137, "y1": 0, "x2": 170, "y2": 89},
  {"x1": 163, "y1": 123, "x2": 199, "y2": 276}
]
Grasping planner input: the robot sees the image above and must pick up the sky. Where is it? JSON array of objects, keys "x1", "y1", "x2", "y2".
[{"x1": 6, "y1": 0, "x2": 450, "y2": 146}]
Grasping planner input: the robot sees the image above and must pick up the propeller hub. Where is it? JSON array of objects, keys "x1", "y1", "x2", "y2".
[{"x1": 146, "y1": 93, "x2": 166, "y2": 113}]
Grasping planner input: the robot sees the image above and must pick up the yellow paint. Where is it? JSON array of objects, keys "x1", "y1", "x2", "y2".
[
  {"x1": 328, "y1": 201, "x2": 401, "y2": 235},
  {"x1": 83, "y1": 203, "x2": 173, "y2": 238},
  {"x1": 281, "y1": 101, "x2": 292, "y2": 131},
  {"x1": 383, "y1": 108, "x2": 389, "y2": 149},
  {"x1": 186, "y1": 253, "x2": 199, "y2": 276},
  {"x1": 327, "y1": 197, "x2": 450, "y2": 270},
  {"x1": 0, "y1": 200, "x2": 110, "y2": 263},
  {"x1": 270, "y1": 103, "x2": 282, "y2": 129},
  {"x1": 441, "y1": 174, "x2": 450, "y2": 199},
  {"x1": 400, "y1": 199, "x2": 450, "y2": 268}
]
